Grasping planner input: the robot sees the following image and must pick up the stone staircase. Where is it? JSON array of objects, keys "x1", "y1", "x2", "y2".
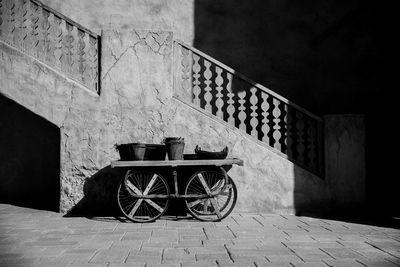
[
  {"x1": 0, "y1": 0, "x2": 365, "y2": 215},
  {"x1": 173, "y1": 40, "x2": 324, "y2": 176}
]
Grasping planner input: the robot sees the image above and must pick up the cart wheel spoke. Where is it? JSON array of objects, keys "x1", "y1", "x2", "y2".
[
  {"x1": 209, "y1": 197, "x2": 222, "y2": 218},
  {"x1": 203, "y1": 199, "x2": 210, "y2": 213},
  {"x1": 187, "y1": 199, "x2": 203, "y2": 208},
  {"x1": 118, "y1": 170, "x2": 169, "y2": 223},
  {"x1": 129, "y1": 199, "x2": 143, "y2": 216},
  {"x1": 144, "y1": 199, "x2": 164, "y2": 213},
  {"x1": 198, "y1": 173, "x2": 215, "y2": 196},
  {"x1": 126, "y1": 180, "x2": 142, "y2": 196},
  {"x1": 185, "y1": 170, "x2": 237, "y2": 222},
  {"x1": 143, "y1": 174, "x2": 158, "y2": 195}
]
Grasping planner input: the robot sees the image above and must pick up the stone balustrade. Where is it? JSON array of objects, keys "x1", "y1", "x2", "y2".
[
  {"x1": 174, "y1": 40, "x2": 324, "y2": 175},
  {"x1": 0, "y1": 0, "x2": 99, "y2": 93}
]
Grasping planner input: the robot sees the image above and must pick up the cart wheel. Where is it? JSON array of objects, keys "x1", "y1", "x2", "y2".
[
  {"x1": 117, "y1": 170, "x2": 170, "y2": 223},
  {"x1": 184, "y1": 170, "x2": 237, "y2": 222}
]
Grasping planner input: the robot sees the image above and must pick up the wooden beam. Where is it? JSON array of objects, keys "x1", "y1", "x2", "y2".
[{"x1": 111, "y1": 158, "x2": 244, "y2": 168}]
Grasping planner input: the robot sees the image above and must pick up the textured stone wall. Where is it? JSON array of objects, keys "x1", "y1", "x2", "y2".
[{"x1": 0, "y1": 29, "x2": 365, "y2": 215}]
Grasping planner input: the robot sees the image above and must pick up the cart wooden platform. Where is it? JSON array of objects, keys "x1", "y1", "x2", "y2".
[{"x1": 111, "y1": 158, "x2": 243, "y2": 222}]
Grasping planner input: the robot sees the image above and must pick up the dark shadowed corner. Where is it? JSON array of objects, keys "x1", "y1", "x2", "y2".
[
  {"x1": 0, "y1": 94, "x2": 60, "y2": 212},
  {"x1": 193, "y1": 0, "x2": 399, "y2": 223}
]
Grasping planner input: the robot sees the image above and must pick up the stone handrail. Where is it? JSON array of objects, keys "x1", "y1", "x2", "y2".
[
  {"x1": 0, "y1": 0, "x2": 99, "y2": 93},
  {"x1": 173, "y1": 40, "x2": 324, "y2": 175}
]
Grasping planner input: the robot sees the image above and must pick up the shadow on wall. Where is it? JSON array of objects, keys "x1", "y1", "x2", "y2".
[
  {"x1": 65, "y1": 166, "x2": 123, "y2": 217},
  {"x1": 193, "y1": 0, "x2": 384, "y2": 115},
  {"x1": 0, "y1": 94, "x2": 60, "y2": 212},
  {"x1": 193, "y1": 0, "x2": 400, "y2": 218}
]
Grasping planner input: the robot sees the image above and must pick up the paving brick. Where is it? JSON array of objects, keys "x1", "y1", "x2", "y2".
[
  {"x1": 20, "y1": 240, "x2": 79, "y2": 247},
  {"x1": 230, "y1": 255, "x2": 268, "y2": 265},
  {"x1": 149, "y1": 236, "x2": 179, "y2": 244},
  {"x1": 292, "y1": 262, "x2": 327, "y2": 267},
  {"x1": 90, "y1": 249, "x2": 129, "y2": 263},
  {"x1": 295, "y1": 252, "x2": 334, "y2": 262},
  {"x1": 125, "y1": 257, "x2": 161, "y2": 265},
  {"x1": 204, "y1": 228, "x2": 235, "y2": 239},
  {"x1": 337, "y1": 234, "x2": 369, "y2": 242},
  {"x1": 0, "y1": 256, "x2": 39, "y2": 266},
  {"x1": 122, "y1": 232, "x2": 151, "y2": 241},
  {"x1": 162, "y1": 248, "x2": 195, "y2": 263},
  {"x1": 125, "y1": 247, "x2": 163, "y2": 263},
  {"x1": 255, "y1": 261, "x2": 292, "y2": 266},
  {"x1": 202, "y1": 239, "x2": 233, "y2": 246},
  {"x1": 228, "y1": 241, "x2": 260, "y2": 249},
  {"x1": 108, "y1": 263, "x2": 145, "y2": 267},
  {"x1": 367, "y1": 241, "x2": 400, "y2": 253},
  {"x1": 218, "y1": 261, "x2": 256, "y2": 267},
  {"x1": 32, "y1": 256, "x2": 73, "y2": 267},
  {"x1": 178, "y1": 229, "x2": 205, "y2": 237},
  {"x1": 189, "y1": 245, "x2": 227, "y2": 253},
  {"x1": 181, "y1": 260, "x2": 218, "y2": 267},
  {"x1": 91, "y1": 232, "x2": 125, "y2": 241},
  {"x1": 146, "y1": 263, "x2": 181, "y2": 267},
  {"x1": 173, "y1": 239, "x2": 202, "y2": 248},
  {"x1": 111, "y1": 240, "x2": 143, "y2": 250},
  {"x1": 114, "y1": 223, "x2": 141, "y2": 231},
  {"x1": 180, "y1": 234, "x2": 205, "y2": 241},
  {"x1": 36, "y1": 247, "x2": 68, "y2": 257},
  {"x1": 266, "y1": 254, "x2": 303, "y2": 264},
  {"x1": 228, "y1": 248, "x2": 268, "y2": 259},
  {"x1": 321, "y1": 247, "x2": 364, "y2": 260},
  {"x1": 142, "y1": 241, "x2": 175, "y2": 248},
  {"x1": 152, "y1": 229, "x2": 179, "y2": 237},
  {"x1": 339, "y1": 241, "x2": 373, "y2": 248},
  {"x1": 322, "y1": 259, "x2": 365, "y2": 267},
  {"x1": 195, "y1": 252, "x2": 232, "y2": 262},
  {"x1": 356, "y1": 258, "x2": 400, "y2": 267},
  {"x1": 260, "y1": 247, "x2": 297, "y2": 256},
  {"x1": 284, "y1": 241, "x2": 344, "y2": 249},
  {"x1": 351, "y1": 247, "x2": 394, "y2": 259},
  {"x1": 67, "y1": 263, "x2": 108, "y2": 267}
]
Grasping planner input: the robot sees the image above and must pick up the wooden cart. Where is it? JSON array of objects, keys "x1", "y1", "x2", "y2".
[{"x1": 111, "y1": 158, "x2": 243, "y2": 223}]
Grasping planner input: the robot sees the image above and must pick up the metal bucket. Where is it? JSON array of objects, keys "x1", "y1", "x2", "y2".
[{"x1": 164, "y1": 137, "x2": 185, "y2": 160}]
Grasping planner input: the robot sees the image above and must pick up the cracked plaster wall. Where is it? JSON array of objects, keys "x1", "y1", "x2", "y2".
[{"x1": 0, "y1": 29, "x2": 365, "y2": 215}]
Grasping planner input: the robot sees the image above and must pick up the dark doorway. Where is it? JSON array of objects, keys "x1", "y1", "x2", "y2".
[{"x1": 0, "y1": 94, "x2": 60, "y2": 212}]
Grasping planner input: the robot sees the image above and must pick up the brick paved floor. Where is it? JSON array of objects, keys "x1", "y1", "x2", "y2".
[{"x1": 0, "y1": 204, "x2": 399, "y2": 267}]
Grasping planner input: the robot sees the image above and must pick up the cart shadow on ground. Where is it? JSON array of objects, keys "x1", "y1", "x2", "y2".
[{"x1": 64, "y1": 165, "x2": 196, "y2": 223}]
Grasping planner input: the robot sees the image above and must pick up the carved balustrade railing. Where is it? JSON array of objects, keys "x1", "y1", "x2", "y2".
[
  {"x1": 0, "y1": 0, "x2": 99, "y2": 93},
  {"x1": 174, "y1": 40, "x2": 324, "y2": 175}
]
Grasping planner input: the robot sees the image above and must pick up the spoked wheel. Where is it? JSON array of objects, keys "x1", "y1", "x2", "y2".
[
  {"x1": 184, "y1": 170, "x2": 237, "y2": 222},
  {"x1": 117, "y1": 170, "x2": 170, "y2": 223}
]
